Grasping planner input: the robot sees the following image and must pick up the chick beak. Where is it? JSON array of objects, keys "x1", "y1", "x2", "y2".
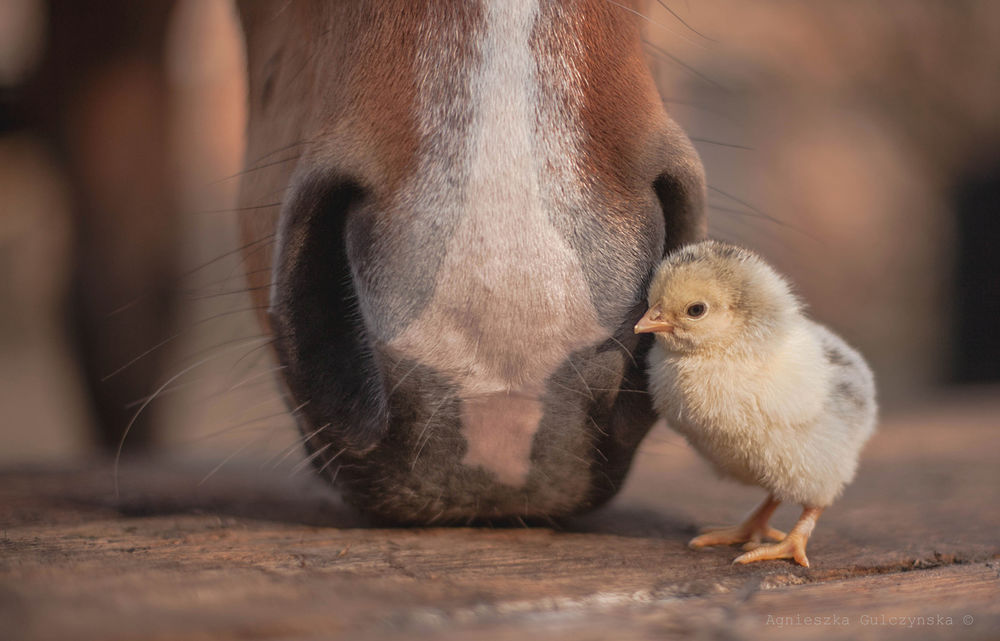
[{"x1": 634, "y1": 305, "x2": 674, "y2": 334}]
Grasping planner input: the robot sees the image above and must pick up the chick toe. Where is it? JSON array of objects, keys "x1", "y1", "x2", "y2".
[
  {"x1": 688, "y1": 524, "x2": 785, "y2": 549},
  {"x1": 732, "y1": 534, "x2": 810, "y2": 567},
  {"x1": 732, "y1": 506, "x2": 823, "y2": 567},
  {"x1": 689, "y1": 525, "x2": 752, "y2": 549},
  {"x1": 741, "y1": 528, "x2": 788, "y2": 551},
  {"x1": 688, "y1": 495, "x2": 784, "y2": 549}
]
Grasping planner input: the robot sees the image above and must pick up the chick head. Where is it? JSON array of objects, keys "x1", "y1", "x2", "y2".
[{"x1": 635, "y1": 241, "x2": 799, "y2": 354}]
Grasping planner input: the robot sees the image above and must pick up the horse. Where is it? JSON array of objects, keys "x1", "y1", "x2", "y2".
[{"x1": 233, "y1": 0, "x2": 705, "y2": 523}]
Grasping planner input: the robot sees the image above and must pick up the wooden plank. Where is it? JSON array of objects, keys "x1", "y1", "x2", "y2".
[{"x1": 1, "y1": 392, "x2": 998, "y2": 640}]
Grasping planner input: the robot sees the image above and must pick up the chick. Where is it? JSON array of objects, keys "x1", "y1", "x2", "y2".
[{"x1": 635, "y1": 241, "x2": 877, "y2": 567}]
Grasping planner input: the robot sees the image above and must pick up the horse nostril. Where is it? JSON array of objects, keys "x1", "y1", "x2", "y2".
[
  {"x1": 271, "y1": 172, "x2": 387, "y2": 452},
  {"x1": 654, "y1": 149, "x2": 707, "y2": 252}
]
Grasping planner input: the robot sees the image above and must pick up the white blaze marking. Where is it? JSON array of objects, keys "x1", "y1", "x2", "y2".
[{"x1": 388, "y1": 0, "x2": 608, "y2": 486}]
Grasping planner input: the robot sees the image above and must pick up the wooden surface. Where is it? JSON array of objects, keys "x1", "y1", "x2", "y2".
[{"x1": 2, "y1": 390, "x2": 999, "y2": 640}]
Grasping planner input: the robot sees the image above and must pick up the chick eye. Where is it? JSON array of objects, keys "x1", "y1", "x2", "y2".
[{"x1": 685, "y1": 302, "x2": 708, "y2": 318}]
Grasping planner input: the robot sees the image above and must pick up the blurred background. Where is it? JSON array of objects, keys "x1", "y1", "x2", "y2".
[{"x1": 1, "y1": 0, "x2": 998, "y2": 466}]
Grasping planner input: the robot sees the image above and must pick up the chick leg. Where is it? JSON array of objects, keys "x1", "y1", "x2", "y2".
[
  {"x1": 688, "y1": 494, "x2": 786, "y2": 550},
  {"x1": 732, "y1": 506, "x2": 823, "y2": 567}
]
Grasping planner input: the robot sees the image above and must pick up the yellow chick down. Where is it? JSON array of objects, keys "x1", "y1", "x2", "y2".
[{"x1": 637, "y1": 240, "x2": 877, "y2": 567}]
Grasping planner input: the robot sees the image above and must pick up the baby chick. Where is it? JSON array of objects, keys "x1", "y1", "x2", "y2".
[{"x1": 635, "y1": 241, "x2": 877, "y2": 567}]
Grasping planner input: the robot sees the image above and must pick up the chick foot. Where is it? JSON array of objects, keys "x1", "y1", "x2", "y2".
[
  {"x1": 732, "y1": 506, "x2": 823, "y2": 567},
  {"x1": 689, "y1": 494, "x2": 786, "y2": 550}
]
